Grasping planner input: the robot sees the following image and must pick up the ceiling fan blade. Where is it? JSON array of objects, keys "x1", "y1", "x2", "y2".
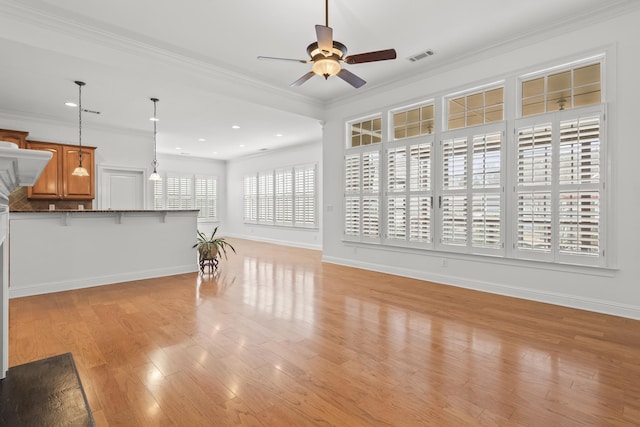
[
  {"x1": 290, "y1": 71, "x2": 316, "y2": 87},
  {"x1": 315, "y1": 25, "x2": 333, "y2": 56},
  {"x1": 344, "y1": 49, "x2": 397, "y2": 64},
  {"x1": 257, "y1": 56, "x2": 308, "y2": 64},
  {"x1": 337, "y1": 68, "x2": 366, "y2": 88}
]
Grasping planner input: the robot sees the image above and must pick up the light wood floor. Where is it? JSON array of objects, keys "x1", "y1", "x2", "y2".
[{"x1": 9, "y1": 239, "x2": 640, "y2": 426}]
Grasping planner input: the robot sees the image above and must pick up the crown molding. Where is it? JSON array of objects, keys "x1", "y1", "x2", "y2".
[
  {"x1": 0, "y1": 108, "x2": 150, "y2": 140},
  {"x1": 327, "y1": 0, "x2": 640, "y2": 109},
  {"x1": 0, "y1": 1, "x2": 326, "y2": 118}
]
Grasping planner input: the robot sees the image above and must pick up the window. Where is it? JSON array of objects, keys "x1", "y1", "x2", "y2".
[
  {"x1": 521, "y1": 62, "x2": 601, "y2": 117},
  {"x1": 195, "y1": 176, "x2": 217, "y2": 219},
  {"x1": 153, "y1": 173, "x2": 218, "y2": 220},
  {"x1": 447, "y1": 86, "x2": 504, "y2": 130},
  {"x1": 258, "y1": 171, "x2": 274, "y2": 224},
  {"x1": 393, "y1": 104, "x2": 434, "y2": 140},
  {"x1": 385, "y1": 143, "x2": 434, "y2": 246},
  {"x1": 350, "y1": 115, "x2": 382, "y2": 147},
  {"x1": 243, "y1": 175, "x2": 257, "y2": 223},
  {"x1": 295, "y1": 165, "x2": 316, "y2": 227},
  {"x1": 243, "y1": 164, "x2": 318, "y2": 228},
  {"x1": 275, "y1": 168, "x2": 293, "y2": 225},
  {"x1": 515, "y1": 106, "x2": 604, "y2": 264},
  {"x1": 440, "y1": 125, "x2": 504, "y2": 254},
  {"x1": 344, "y1": 150, "x2": 380, "y2": 239},
  {"x1": 342, "y1": 55, "x2": 607, "y2": 268}
]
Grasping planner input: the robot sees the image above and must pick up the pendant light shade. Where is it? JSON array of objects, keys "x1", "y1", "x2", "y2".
[
  {"x1": 149, "y1": 97, "x2": 161, "y2": 181},
  {"x1": 72, "y1": 80, "x2": 89, "y2": 177}
]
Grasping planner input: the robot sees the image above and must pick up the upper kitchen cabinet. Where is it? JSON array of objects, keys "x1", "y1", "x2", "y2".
[
  {"x1": 62, "y1": 145, "x2": 94, "y2": 199},
  {"x1": 26, "y1": 141, "x2": 95, "y2": 200},
  {"x1": 26, "y1": 141, "x2": 61, "y2": 198},
  {"x1": 0, "y1": 129, "x2": 29, "y2": 148}
]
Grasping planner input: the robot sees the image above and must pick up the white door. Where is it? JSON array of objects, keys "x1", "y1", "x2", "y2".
[{"x1": 100, "y1": 168, "x2": 145, "y2": 210}]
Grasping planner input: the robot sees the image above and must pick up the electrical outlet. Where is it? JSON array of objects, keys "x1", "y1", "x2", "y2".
[{"x1": 441, "y1": 258, "x2": 448, "y2": 267}]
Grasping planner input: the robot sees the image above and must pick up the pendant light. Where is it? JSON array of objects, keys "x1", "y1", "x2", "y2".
[
  {"x1": 72, "y1": 80, "x2": 89, "y2": 177},
  {"x1": 149, "y1": 97, "x2": 161, "y2": 181}
]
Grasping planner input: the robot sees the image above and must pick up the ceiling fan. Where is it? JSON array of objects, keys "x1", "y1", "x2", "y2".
[{"x1": 257, "y1": 0, "x2": 397, "y2": 88}]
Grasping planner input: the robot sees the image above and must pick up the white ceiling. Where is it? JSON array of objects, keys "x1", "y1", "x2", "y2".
[{"x1": 0, "y1": 0, "x2": 634, "y2": 159}]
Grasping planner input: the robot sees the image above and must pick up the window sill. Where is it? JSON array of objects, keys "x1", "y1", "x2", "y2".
[{"x1": 341, "y1": 239, "x2": 617, "y2": 277}]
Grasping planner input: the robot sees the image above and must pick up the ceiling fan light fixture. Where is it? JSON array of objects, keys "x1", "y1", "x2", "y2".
[{"x1": 312, "y1": 57, "x2": 340, "y2": 79}]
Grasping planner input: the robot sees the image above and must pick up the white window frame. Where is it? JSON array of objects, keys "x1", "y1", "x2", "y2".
[
  {"x1": 341, "y1": 54, "x2": 610, "y2": 269},
  {"x1": 243, "y1": 163, "x2": 318, "y2": 229},
  {"x1": 438, "y1": 122, "x2": 506, "y2": 256},
  {"x1": 153, "y1": 173, "x2": 218, "y2": 220},
  {"x1": 511, "y1": 104, "x2": 606, "y2": 267}
]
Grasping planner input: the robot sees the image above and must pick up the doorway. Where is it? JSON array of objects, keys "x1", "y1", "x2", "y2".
[{"x1": 98, "y1": 167, "x2": 145, "y2": 210}]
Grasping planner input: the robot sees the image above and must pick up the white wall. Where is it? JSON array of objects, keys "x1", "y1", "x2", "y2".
[
  {"x1": 226, "y1": 141, "x2": 323, "y2": 249},
  {"x1": 322, "y1": 10, "x2": 640, "y2": 319}
]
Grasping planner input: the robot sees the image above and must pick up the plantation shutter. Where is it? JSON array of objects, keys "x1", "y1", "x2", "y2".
[
  {"x1": 344, "y1": 154, "x2": 361, "y2": 237},
  {"x1": 275, "y1": 169, "x2": 293, "y2": 225},
  {"x1": 441, "y1": 137, "x2": 468, "y2": 246},
  {"x1": 387, "y1": 147, "x2": 407, "y2": 240},
  {"x1": 166, "y1": 175, "x2": 193, "y2": 209},
  {"x1": 153, "y1": 178, "x2": 165, "y2": 209},
  {"x1": 558, "y1": 115, "x2": 601, "y2": 257},
  {"x1": 362, "y1": 151, "x2": 380, "y2": 238},
  {"x1": 243, "y1": 175, "x2": 257, "y2": 222},
  {"x1": 258, "y1": 171, "x2": 274, "y2": 223},
  {"x1": 409, "y1": 142, "x2": 432, "y2": 244},
  {"x1": 471, "y1": 132, "x2": 502, "y2": 249},
  {"x1": 516, "y1": 123, "x2": 553, "y2": 255},
  {"x1": 514, "y1": 107, "x2": 604, "y2": 265},
  {"x1": 294, "y1": 165, "x2": 316, "y2": 227},
  {"x1": 344, "y1": 150, "x2": 380, "y2": 240},
  {"x1": 195, "y1": 176, "x2": 217, "y2": 219}
]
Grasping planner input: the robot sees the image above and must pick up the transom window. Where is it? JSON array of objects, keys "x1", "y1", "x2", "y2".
[
  {"x1": 392, "y1": 103, "x2": 434, "y2": 140},
  {"x1": 350, "y1": 116, "x2": 382, "y2": 147},
  {"x1": 521, "y1": 62, "x2": 601, "y2": 117},
  {"x1": 447, "y1": 86, "x2": 504, "y2": 130}
]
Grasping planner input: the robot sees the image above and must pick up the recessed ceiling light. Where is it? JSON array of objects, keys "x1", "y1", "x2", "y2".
[
  {"x1": 65, "y1": 102, "x2": 77, "y2": 107},
  {"x1": 175, "y1": 147, "x2": 181, "y2": 150},
  {"x1": 239, "y1": 144, "x2": 245, "y2": 147},
  {"x1": 150, "y1": 117, "x2": 159, "y2": 122},
  {"x1": 232, "y1": 125, "x2": 240, "y2": 129},
  {"x1": 275, "y1": 133, "x2": 283, "y2": 137},
  {"x1": 212, "y1": 151, "x2": 218, "y2": 154},
  {"x1": 198, "y1": 138, "x2": 206, "y2": 142}
]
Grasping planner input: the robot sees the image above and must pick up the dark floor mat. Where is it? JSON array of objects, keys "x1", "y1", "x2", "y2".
[{"x1": 0, "y1": 352, "x2": 95, "y2": 427}]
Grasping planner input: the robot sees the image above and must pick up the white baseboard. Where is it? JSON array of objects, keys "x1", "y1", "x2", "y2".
[
  {"x1": 226, "y1": 233, "x2": 322, "y2": 251},
  {"x1": 9, "y1": 265, "x2": 198, "y2": 298},
  {"x1": 322, "y1": 255, "x2": 640, "y2": 320}
]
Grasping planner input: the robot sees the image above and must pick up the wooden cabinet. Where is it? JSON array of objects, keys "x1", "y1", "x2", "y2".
[
  {"x1": 0, "y1": 129, "x2": 28, "y2": 148},
  {"x1": 26, "y1": 141, "x2": 61, "y2": 198},
  {"x1": 62, "y1": 145, "x2": 94, "y2": 199},
  {"x1": 26, "y1": 141, "x2": 95, "y2": 200}
]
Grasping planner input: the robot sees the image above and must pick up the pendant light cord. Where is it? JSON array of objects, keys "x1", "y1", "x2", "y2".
[{"x1": 77, "y1": 81, "x2": 84, "y2": 166}]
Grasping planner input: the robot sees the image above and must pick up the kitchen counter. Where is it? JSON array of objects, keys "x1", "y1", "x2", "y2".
[{"x1": 9, "y1": 209, "x2": 199, "y2": 297}]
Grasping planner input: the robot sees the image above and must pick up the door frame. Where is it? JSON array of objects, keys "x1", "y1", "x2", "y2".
[{"x1": 96, "y1": 165, "x2": 147, "y2": 210}]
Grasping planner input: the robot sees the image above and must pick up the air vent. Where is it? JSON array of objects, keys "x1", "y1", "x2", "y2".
[{"x1": 408, "y1": 49, "x2": 435, "y2": 62}]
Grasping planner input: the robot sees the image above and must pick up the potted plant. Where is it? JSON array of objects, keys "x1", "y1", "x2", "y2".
[{"x1": 193, "y1": 226, "x2": 236, "y2": 271}]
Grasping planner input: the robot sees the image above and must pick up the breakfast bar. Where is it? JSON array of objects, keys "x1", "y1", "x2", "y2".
[{"x1": 8, "y1": 209, "x2": 199, "y2": 297}]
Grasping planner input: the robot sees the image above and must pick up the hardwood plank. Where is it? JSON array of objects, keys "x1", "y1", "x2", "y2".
[{"x1": 8, "y1": 238, "x2": 640, "y2": 425}]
